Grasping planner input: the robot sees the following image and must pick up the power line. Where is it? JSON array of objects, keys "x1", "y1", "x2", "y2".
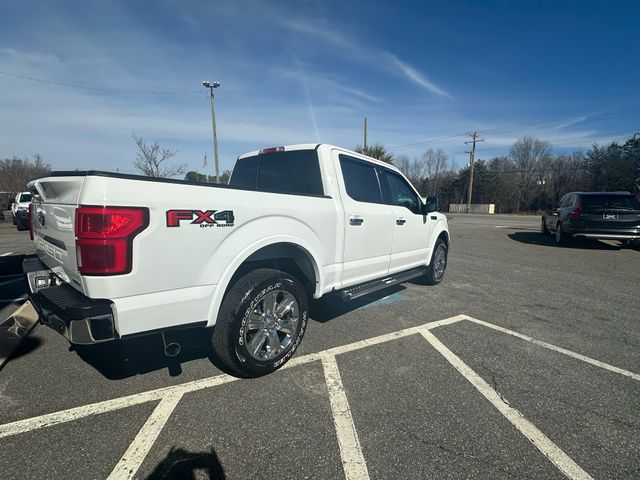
[
  {"x1": 389, "y1": 132, "x2": 468, "y2": 150},
  {"x1": 0, "y1": 70, "x2": 202, "y2": 95}
]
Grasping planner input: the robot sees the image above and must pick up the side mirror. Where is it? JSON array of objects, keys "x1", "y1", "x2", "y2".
[{"x1": 424, "y1": 196, "x2": 439, "y2": 213}]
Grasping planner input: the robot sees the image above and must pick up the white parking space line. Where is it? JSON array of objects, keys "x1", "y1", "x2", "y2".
[
  {"x1": 466, "y1": 317, "x2": 640, "y2": 382},
  {"x1": 0, "y1": 252, "x2": 14, "y2": 257},
  {"x1": 3, "y1": 312, "x2": 634, "y2": 480},
  {"x1": 0, "y1": 314, "x2": 467, "y2": 440},
  {"x1": 0, "y1": 372, "x2": 238, "y2": 439},
  {"x1": 420, "y1": 329, "x2": 594, "y2": 480},
  {"x1": 107, "y1": 393, "x2": 183, "y2": 480},
  {"x1": 322, "y1": 354, "x2": 370, "y2": 480},
  {"x1": 322, "y1": 314, "x2": 467, "y2": 358}
]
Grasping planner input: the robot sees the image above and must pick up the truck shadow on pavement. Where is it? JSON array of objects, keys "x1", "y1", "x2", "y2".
[
  {"x1": 75, "y1": 286, "x2": 407, "y2": 379},
  {"x1": 508, "y1": 231, "x2": 624, "y2": 250},
  {"x1": 145, "y1": 446, "x2": 226, "y2": 480},
  {"x1": 74, "y1": 327, "x2": 218, "y2": 379}
]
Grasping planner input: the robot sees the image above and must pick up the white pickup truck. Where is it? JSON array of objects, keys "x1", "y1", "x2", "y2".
[{"x1": 25, "y1": 144, "x2": 449, "y2": 376}]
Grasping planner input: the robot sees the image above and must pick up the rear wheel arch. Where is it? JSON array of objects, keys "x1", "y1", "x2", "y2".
[
  {"x1": 206, "y1": 240, "x2": 321, "y2": 327},
  {"x1": 225, "y1": 242, "x2": 319, "y2": 297}
]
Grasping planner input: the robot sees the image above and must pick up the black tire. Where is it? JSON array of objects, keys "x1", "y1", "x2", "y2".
[
  {"x1": 424, "y1": 238, "x2": 448, "y2": 285},
  {"x1": 212, "y1": 268, "x2": 308, "y2": 377},
  {"x1": 555, "y1": 222, "x2": 570, "y2": 246},
  {"x1": 15, "y1": 216, "x2": 28, "y2": 231},
  {"x1": 541, "y1": 217, "x2": 551, "y2": 236},
  {"x1": 12, "y1": 214, "x2": 16, "y2": 225}
]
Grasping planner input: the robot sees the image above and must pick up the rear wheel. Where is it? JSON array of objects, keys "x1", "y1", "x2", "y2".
[
  {"x1": 212, "y1": 268, "x2": 308, "y2": 377},
  {"x1": 424, "y1": 239, "x2": 447, "y2": 285}
]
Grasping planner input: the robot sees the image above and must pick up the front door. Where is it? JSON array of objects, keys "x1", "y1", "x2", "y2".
[{"x1": 377, "y1": 168, "x2": 431, "y2": 273}]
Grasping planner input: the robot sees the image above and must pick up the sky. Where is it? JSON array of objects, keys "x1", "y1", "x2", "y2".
[{"x1": 0, "y1": 0, "x2": 638, "y2": 175}]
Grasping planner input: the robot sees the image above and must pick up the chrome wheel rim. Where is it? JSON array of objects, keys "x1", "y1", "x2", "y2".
[
  {"x1": 433, "y1": 245, "x2": 446, "y2": 280},
  {"x1": 244, "y1": 289, "x2": 299, "y2": 361}
]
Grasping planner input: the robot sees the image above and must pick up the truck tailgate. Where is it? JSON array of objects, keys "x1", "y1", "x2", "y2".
[{"x1": 30, "y1": 176, "x2": 85, "y2": 292}]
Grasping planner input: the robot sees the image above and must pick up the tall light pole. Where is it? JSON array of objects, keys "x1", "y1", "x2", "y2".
[{"x1": 202, "y1": 80, "x2": 221, "y2": 183}]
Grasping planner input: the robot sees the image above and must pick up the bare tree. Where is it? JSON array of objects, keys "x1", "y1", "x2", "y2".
[
  {"x1": 509, "y1": 137, "x2": 551, "y2": 211},
  {"x1": 133, "y1": 134, "x2": 186, "y2": 178},
  {"x1": 396, "y1": 154, "x2": 412, "y2": 178},
  {"x1": 422, "y1": 148, "x2": 449, "y2": 195},
  {"x1": 0, "y1": 155, "x2": 51, "y2": 193},
  {"x1": 396, "y1": 154, "x2": 425, "y2": 188}
]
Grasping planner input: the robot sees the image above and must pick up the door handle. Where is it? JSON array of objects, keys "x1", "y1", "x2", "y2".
[
  {"x1": 396, "y1": 217, "x2": 406, "y2": 225},
  {"x1": 349, "y1": 215, "x2": 364, "y2": 226}
]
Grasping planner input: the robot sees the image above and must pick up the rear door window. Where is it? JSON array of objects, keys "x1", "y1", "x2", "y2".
[
  {"x1": 339, "y1": 155, "x2": 383, "y2": 204},
  {"x1": 230, "y1": 150, "x2": 324, "y2": 196}
]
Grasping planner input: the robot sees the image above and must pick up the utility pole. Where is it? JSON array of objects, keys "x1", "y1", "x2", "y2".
[
  {"x1": 464, "y1": 132, "x2": 484, "y2": 214},
  {"x1": 202, "y1": 80, "x2": 221, "y2": 183},
  {"x1": 363, "y1": 117, "x2": 368, "y2": 149}
]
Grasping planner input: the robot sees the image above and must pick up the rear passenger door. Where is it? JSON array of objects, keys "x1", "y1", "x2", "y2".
[
  {"x1": 336, "y1": 154, "x2": 394, "y2": 287},
  {"x1": 377, "y1": 168, "x2": 430, "y2": 273}
]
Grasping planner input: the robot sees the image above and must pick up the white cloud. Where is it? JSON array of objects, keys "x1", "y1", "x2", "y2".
[
  {"x1": 280, "y1": 18, "x2": 452, "y2": 99},
  {"x1": 383, "y1": 52, "x2": 451, "y2": 98}
]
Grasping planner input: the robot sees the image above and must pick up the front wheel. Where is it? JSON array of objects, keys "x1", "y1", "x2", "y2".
[
  {"x1": 424, "y1": 239, "x2": 448, "y2": 285},
  {"x1": 541, "y1": 217, "x2": 551, "y2": 236},
  {"x1": 212, "y1": 268, "x2": 308, "y2": 377},
  {"x1": 15, "y1": 216, "x2": 28, "y2": 231},
  {"x1": 555, "y1": 223, "x2": 570, "y2": 246}
]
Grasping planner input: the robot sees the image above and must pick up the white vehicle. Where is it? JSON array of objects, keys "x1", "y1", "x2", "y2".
[
  {"x1": 11, "y1": 191, "x2": 33, "y2": 231},
  {"x1": 25, "y1": 144, "x2": 449, "y2": 376}
]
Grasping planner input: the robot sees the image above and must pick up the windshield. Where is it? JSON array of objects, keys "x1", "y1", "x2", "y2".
[
  {"x1": 19, "y1": 193, "x2": 32, "y2": 202},
  {"x1": 582, "y1": 195, "x2": 640, "y2": 211}
]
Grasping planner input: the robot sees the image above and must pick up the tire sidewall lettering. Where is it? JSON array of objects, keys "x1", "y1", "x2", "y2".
[{"x1": 273, "y1": 310, "x2": 307, "y2": 368}]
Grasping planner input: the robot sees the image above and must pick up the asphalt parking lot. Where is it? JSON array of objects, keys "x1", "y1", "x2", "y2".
[{"x1": 0, "y1": 213, "x2": 639, "y2": 479}]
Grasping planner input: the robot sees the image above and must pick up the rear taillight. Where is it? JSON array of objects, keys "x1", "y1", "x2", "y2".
[
  {"x1": 75, "y1": 206, "x2": 149, "y2": 275},
  {"x1": 28, "y1": 203, "x2": 34, "y2": 240},
  {"x1": 569, "y1": 197, "x2": 583, "y2": 220}
]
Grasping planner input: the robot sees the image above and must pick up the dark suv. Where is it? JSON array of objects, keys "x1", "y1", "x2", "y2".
[{"x1": 541, "y1": 192, "x2": 640, "y2": 246}]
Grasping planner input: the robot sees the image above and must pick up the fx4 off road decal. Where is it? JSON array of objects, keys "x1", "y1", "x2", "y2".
[{"x1": 166, "y1": 209, "x2": 235, "y2": 228}]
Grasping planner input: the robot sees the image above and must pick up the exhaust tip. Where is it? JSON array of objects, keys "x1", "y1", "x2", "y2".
[{"x1": 164, "y1": 342, "x2": 181, "y2": 358}]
